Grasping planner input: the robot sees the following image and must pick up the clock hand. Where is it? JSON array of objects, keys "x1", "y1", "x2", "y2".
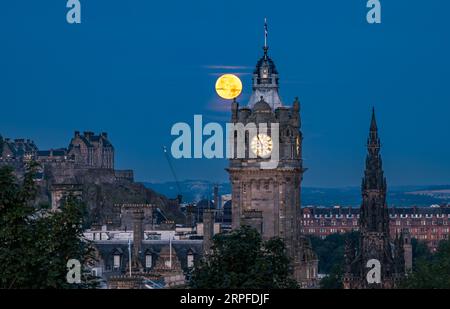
[{"x1": 257, "y1": 135, "x2": 263, "y2": 155}]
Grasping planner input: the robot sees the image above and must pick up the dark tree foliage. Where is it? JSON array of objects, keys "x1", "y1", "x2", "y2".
[
  {"x1": 400, "y1": 239, "x2": 450, "y2": 289},
  {"x1": 307, "y1": 232, "x2": 359, "y2": 289},
  {"x1": 0, "y1": 163, "x2": 97, "y2": 288},
  {"x1": 411, "y1": 238, "x2": 433, "y2": 269},
  {"x1": 0, "y1": 134, "x2": 4, "y2": 157},
  {"x1": 189, "y1": 226, "x2": 298, "y2": 289},
  {"x1": 308, "y1": 232, "x2": 359, "y2": 274},
  {"x1": 310, "y1": 231, "x2": 448, "y2": 289},
  {"x1": 319, "y1": 264, "x2": 343, "y2": 289}
]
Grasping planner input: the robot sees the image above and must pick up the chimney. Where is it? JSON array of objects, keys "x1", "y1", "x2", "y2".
[
  {"x1": 213, "y1": 185, "x2": 219, "y2": 209},
  {"x1": 203, "y1": 209, "x2": 215, "y2": 255},
  {"x1": 131, "y1": 207, "x2": 144, "y2": 271},
  {"x1": 74, "y1": 131, "x2": 80, "y2": 138},
  {"x1": 83, "y1": 131, "x2": 94, "y2": 139},
  {"x1": 402, "y1": 228, "x2": 413, "y2": 272}
]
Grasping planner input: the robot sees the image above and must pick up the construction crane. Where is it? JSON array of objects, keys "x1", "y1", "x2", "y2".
[{"x1": 163, "y1": 146, "x2": 182, "y2": 203}]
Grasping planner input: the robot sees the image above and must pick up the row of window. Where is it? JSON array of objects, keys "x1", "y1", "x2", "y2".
[
  {"x1": 302, "y1": 220, "x2": 358, "y2": 226},
  {"x1": 302, "y1": 219, "x2": 449, "y2": 227},
  {"x1": 304, "y1": 228, "x2": 351, "y2": 234},
  {"x1": 303, "y1": 214, "x2": 359, "y2": 219},
  {"x1": 303, "y1": 227, "x2": 450, "y2": 239},
  {"x1": 394, "y1": 220, "x2": 448, "y2": 226},
  {"x1": 110, "y1": 253, "x2": 195, "y2": 271},
  {"x1": 302, "y1": 214, "x2": 450, "y2": 219}
]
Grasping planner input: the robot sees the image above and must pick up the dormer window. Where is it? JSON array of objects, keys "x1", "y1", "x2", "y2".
[
  {"x1": 262, "y1": 68, "x2": 269, "y2": 78},
  {"x1": 145, "y1": 254, "x2": 152, "y2": 269},
  {"x1": 187, "y1": 249, "x2": 195, "y2": 268},
  {"x1": 111, "y1": 248, "x2": 123, "y2": 271},
  {"x1": 113, "y1": 254, "x2": 121, "y2": 270}
]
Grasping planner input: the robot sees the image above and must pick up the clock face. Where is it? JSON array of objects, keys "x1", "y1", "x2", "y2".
[{"x1": 251, "y1": 134, "x2": 273, "y2": 158}]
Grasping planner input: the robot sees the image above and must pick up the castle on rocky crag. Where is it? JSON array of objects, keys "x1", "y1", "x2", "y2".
[
  {"x1": 1, "y1": 131, "x2": 116, "y2": 170},
  {"x1": 0, "y1": 131, "x2": 134, "y2": 210}
]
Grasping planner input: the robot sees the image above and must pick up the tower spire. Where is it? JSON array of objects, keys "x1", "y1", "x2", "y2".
[
  {"x1": 361, "y1": 108, "x2": 387, "y2": 230},
  {"x1": 368, "y1": 107, "x2": 380, "y2": 155},
  {"x1": 343, "y1": 109, "x2": 405, "y2": 289},
  {"x1": 264, "y1": 18, "x2": 268, "y2": 59},
  {"x1": 248, "y1": 19, "x2": 283, "y2": 109},
  {"x1": 370, "y1": 107, "x2": 378, "y2": 132}
]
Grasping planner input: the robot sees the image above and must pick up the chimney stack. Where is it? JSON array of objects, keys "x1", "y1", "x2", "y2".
[
  {"x1": 402, "y1": 228, "x2": 413, "y2": 272},
  {"x1": 213, "y1": 185, "x2": 219, "y2": 209},
  {"x1": 83, "y1": 131, "x2": 94, "y2": 139},
  {"x1": 203, "y1": 209, "x2": 215, "y2": 255}
]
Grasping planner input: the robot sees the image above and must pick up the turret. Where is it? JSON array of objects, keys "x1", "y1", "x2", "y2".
[{"x1": 247, "y1": 20, "x2": 283, "y2": 110}]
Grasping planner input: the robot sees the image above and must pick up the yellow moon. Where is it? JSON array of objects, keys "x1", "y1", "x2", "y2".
[{"x1": 215, "y1": 74, "x2": 243, "y2": 100}]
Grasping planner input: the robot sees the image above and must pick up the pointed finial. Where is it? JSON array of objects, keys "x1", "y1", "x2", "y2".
[
  {"x1": 370, "y1": 107, "x2": 378, "y2": 132},
  {"x1": 263, "y1": 18, "x2": 268, "y2": 59},
  {"x1": 293, "y1": 97, "x2": 300, "y2": 110}
]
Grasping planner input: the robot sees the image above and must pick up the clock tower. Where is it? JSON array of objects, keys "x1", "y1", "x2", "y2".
[{"x1": 227, "y1": 37, "x2": 318, "y2": 287}]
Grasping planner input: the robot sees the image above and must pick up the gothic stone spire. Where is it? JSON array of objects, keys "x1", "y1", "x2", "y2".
[
  {"x1": 360, "y1": 108, "x2": 389, "y2": 234},
  {"x1": 343, "y1": 109, "x2": 406, "y2": 289}
]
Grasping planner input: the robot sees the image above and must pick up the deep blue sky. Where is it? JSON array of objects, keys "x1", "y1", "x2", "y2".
[{"x1": 1, "y1": 1, "x2": 449, "y2": 187}]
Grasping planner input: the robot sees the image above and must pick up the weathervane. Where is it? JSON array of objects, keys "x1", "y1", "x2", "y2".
[
  {"x1": 264, "y1": 17, "x2": 269, "y2": 58},
  {"x1": 264, "y1": 17, "x2": 268, "y2": 49}
]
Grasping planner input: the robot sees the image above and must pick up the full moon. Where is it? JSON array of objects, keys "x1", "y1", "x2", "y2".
[{"x1": 215, "y1": 74, "x2": 243, "y2": 100}]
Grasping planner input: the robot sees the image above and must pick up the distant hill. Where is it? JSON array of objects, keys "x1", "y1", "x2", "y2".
[
  {"x1": 142, "y1": 180, "x2": 230, "y2": 203},
  {"x1": 142, "y1": 180, "x2": 450, "y2": 207}
]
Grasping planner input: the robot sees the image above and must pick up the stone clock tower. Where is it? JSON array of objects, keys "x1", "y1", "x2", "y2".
[{"x1": 227, "y1": 41, "x2": 318, "y2": 287}]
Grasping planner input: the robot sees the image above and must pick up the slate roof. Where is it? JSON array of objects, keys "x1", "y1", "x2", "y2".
[{"x1": 94, "y1": 240, "x2": 203, "y2": 274}]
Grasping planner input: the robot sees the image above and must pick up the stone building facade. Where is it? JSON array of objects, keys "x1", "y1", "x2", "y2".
[
  {"x1": 1, "y1": 131, "x2": 116, "y2": 171},
  {"x1": 301, "y1": 205, "x2": 450, "y2": 252},
  {"x1": 0, "y1": 131, "x2": 134, "y2": 210},
  {"x1": 227, "y1": 42, "x2": 318, "y2": 287},
  {"x1": 67, "y1": 131, "x2": 114, "y2": 169},
  {"x1": 90, "y1": 203, "x2": 209, "y2": 288}
]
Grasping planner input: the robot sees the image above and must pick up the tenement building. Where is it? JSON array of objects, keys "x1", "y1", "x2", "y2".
[
  {"x1": 86, "y1": 203, "x2": 208, "y2": 288},
  {"x1": 342, "y1": 110, "x2": 407, "y2": 289},
  {"x1": 226, "y1": 38, "x2": 318, "y2": 287},
  {"x1": 301, "y1": 205, "x2": 449, "y2": 251}
]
